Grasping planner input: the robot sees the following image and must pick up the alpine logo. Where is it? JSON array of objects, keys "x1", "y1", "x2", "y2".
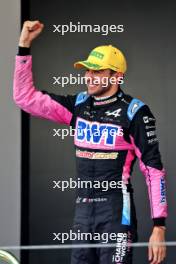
[{"x1": 105, "y1": 108, "x2": 122, "y2": 117}]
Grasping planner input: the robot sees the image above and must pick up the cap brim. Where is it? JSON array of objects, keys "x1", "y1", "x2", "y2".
[{"x1": 74, "y1": 60, "x2": 106, "y2": 70}]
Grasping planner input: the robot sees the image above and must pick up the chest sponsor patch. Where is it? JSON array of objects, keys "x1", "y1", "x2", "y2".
[
  {"x1": 76, "y1": 149, "x2": 119, "y2": 159},
  {"x1": 75, "y1": 118, "x2": 123, "y2": 147}
]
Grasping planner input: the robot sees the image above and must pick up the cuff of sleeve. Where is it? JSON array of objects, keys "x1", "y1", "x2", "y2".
[
  {"x1": 18, "y1": 46, "x2": 30, "y2": 56},
  {"x1": 153, "y1": 217, "x2": 166, "y2": 226}
]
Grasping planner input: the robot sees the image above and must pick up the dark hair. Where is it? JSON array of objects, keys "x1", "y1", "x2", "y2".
[
  {"x1": 110, "y1": 69, "x2": 118, "y2": 75},
  {"x1": 110, "y1": 69, "x2": 116, "y2": 74}
]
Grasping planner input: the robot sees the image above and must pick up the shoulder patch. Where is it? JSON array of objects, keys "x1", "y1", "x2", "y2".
[
  {"x1": 75, "y1": 91, "x2": 89, "y2": 106},
  {"x1": 127, "y1": 98, "x2": 145, "y2": 121}
]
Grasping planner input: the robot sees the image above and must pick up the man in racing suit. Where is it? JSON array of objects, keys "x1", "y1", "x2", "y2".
[{"x1": 13, "y1": 21, "x2": 168, "y2": 264}]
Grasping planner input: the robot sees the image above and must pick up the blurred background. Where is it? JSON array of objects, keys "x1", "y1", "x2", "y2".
[{"x1": 0, "y1": 0, "x2": 176, "y2": 263}]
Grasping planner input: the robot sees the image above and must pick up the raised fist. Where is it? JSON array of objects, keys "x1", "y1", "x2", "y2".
[{"x1": 19, "y1": 20, "x2": 44, "y2": 48}]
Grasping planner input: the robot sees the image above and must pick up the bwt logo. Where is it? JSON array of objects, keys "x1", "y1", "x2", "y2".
[
  {"x1": 160, "y1": 178, "x2": 166, "y2": 204},
  {"x1": 76, "y1": 118, "x2": 123, "y2": 146}
]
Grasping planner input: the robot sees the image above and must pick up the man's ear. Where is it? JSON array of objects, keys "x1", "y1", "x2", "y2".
[
  {"x1": 111, "y1": 71, "x2": 124, "y2": 77},
  {"x1": 112, "y1": 71, "x2": 124, "y2": 80},
  {"x1": 116, "y1": 72, "x2": 124, "y2": 78},
  {"x1": 113, "y1": 71, "x2": 124, "y2": 85}
]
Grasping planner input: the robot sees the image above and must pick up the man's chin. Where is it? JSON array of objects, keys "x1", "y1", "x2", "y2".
[{"x1": 87, "y1": 86, "x2": 102, "y2": 96}]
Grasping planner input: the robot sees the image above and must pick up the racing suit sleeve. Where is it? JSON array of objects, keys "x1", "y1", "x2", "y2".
[
  {"x1": 13, "y1": 48, "x2": 76, "y2": 125},
  {"x1": 129, "y1": 105, "x2": 168, "y2": 226}
]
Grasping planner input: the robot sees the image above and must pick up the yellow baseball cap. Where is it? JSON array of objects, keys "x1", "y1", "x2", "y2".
[{"x1": 74, "y1": 45, "x2": 127, "y2": 73}]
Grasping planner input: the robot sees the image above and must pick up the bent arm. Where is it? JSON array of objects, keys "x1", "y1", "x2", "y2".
[
  {"x1": 13, "y1": 52, "x2": 76, "y2": 125},
  {"x1": 129, "y1": 105, "x2": 168, "y2": 226}
]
